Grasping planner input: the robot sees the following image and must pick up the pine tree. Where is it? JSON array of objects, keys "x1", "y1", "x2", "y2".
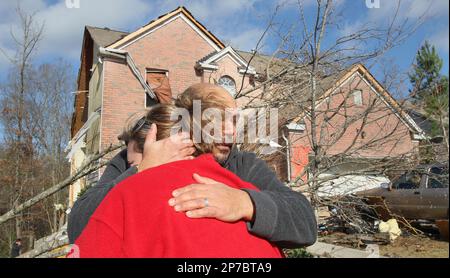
[
  {"x1": 409, "y1": 41, "x2": 449, "y2": 151},
  {"x1": 409, "y1": 41, "x2": 446, "y2": 101}
]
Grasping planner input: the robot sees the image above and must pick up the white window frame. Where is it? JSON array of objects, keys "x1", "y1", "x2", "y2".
[
  {"x1": 218, "y1": 75, "x2": 237, "y2": 97},
  {"x1": 352, "y1": 89, "x2": 363, "y2": 106}
]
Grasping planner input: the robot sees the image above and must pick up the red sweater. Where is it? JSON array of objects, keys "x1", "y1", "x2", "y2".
[{"x1": 70, "y1": 154, "x2": 283, "y2": 258}]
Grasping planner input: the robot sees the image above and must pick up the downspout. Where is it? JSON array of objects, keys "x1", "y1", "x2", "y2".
[
  {"x1": 282, "y1": 127, "x2": 291, "y2": 183},
  {"x1": 98, "y1": 47, "x2": 157, "y2": 100}
]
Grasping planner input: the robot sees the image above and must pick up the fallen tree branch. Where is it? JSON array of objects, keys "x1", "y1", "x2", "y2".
[
  {"x1": 370, "y1": 197, "x2": 424, "y2": 235},
  {"x1": 18, "y1": 227, "x2": 69, "y2": 258},
  {"x1": 0, "y1": 143, "x2": 124, "y2": 225}
]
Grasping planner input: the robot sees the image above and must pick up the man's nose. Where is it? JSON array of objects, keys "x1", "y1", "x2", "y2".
[{"x1": 223, "y1": 119, "x2": 235, "y2": 141}]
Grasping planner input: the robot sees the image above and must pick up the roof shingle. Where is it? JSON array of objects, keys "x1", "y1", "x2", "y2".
[{"x1": 86, "y1": 26, "x2": 129, "y2": 47}]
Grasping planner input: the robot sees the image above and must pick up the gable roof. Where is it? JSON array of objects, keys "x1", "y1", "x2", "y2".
[
  {"x1": 196, "y1": 46, "x2": 256, "y2": 74},
  {"x1": 277, "y1": 69, "x2": 346, "y2": 123},
  {"x1": 72, "y1": 7, "x2": 225, "y2": 138},
  {"x1": 237, "y1": 50, "x2": 294, "y2": 77},
  {"x1": 401, "y1": 100, "x2": 434, "y2": 135},
  {"x1": 289, "y1": 64, "x2": 425, "y2": 137},
  {"x1": 83, "y1": 27, "x2": 288, "y2": 77},
  {"x1": 85, "y1": 26, "x2": 128, "y2": 47},
  {"x1": 107, "y1": 6, "x2": 225, "y2": 50}
]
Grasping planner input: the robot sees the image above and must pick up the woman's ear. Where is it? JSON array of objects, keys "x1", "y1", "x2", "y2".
[{"x1": 145, "y1": 124, "x2": 157, "y2": 144}]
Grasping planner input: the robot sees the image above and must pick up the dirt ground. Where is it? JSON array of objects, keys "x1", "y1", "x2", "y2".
[
  {"x1": 319, "y1": 232, "x2": 449, "y2": 258},
  {"x1": 379, "y1": 235, "x2": 449, "y2": 258}
]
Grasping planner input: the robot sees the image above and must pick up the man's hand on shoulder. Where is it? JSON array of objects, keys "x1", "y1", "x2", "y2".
[{"x1": 168, "y1": 173, "x2": 255, "y2": 223}]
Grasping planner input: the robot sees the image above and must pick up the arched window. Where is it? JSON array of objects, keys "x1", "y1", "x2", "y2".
[{"x1": 218, "y1": 76, "x2": 236, "y2": 96}]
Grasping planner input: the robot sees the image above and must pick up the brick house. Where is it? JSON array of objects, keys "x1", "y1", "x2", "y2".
[
  {"x1": 68, "y1": 7, "x2": 425, "y2": 204},
  {"x1": 68, "y1": 7, "x2": 259, "y2": 204},
  {"x1": 282, "y1": 64, "x2": 426, "y2": 196}
]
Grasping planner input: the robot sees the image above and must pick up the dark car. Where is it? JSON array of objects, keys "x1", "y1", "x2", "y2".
[{"x1": 357, "y1": 164, "x2": 449, "y2": 220}]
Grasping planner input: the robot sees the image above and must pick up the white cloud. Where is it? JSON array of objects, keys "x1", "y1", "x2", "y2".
[
  {"x1": 0, "y1": 0, "x2": 153, "y2": 72},
  {"x1": 276, "y1": 0, "x2": 318, "y2": 8},
  {"x1": 155, "y1": 0, "x2": 268, "y2": 52},
  {"x1": 156, "y1": 0, "x2": 260, "y2": 21},
  {"x1": 405, "y1": 0, "x2": 448, "y2": 19},
  {"x1": 428, "y1": 26, "x2": 449, "y2": 54},
  {"x1": 336, "y1": 0, "x2": 449, "y2": 50},
  {"x1": 227, "y1": 27, "x2": 267, "y2": 51},
  {"x1": 330, "y1": 0, "x2": 448, "y2": 46},
  {"x1": 0, "y1": 0, "x2": 47, "y2": 23},
  {"x1": 188, "y1": 0, "x2": 252, "y2": 19},
  {"x1": 0, "y1": 0, "x2": 268, "y2": 72},
  {"x1": 367, "y1": 0, "x2": 449, "y2": 24},
  {"x1": 35, "y1": 0, "x2": 153, "y2": 58}
]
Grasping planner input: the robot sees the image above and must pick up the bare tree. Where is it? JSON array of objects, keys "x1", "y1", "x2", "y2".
[
  {"x1": 0, "y1": 0, "x2": 438, "y2": 257},
  {"x1": 29, "y1": 60, "x2": 75, "y2": 232},
  {"x1": 0, "y1": 5, "x2": 44, "y2": 244},
  {"x1": 237, "y1": 0, "x2": 428, "y2": 233},
  {"x1": 0, "y1": 6, "x2": 74, "y2": 256}
]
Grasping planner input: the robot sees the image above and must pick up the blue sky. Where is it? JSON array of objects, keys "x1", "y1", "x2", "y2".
[{"x1": 0, "y1": 0, "x2": 448, "y2": 92}]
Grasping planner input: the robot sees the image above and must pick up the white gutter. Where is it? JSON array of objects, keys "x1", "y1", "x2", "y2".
[
  {"x1": 286, "y1": 122, "x2": 305, "y2": 131},
  {"x1": 413, "y1": 133, "x2": 428, "y2": 140},
  {"x1": 196, "y1": 45, "x2": 256, "y2": 75},
  {"x1": 98, "y1": 47, "x2": 157, "y2": 100},
  {"x1": 282, "y1": 128, "x2": 291, "y2": 182},
  {"x1": 196, "y1": 62, "x2": 218, "y2": 70},
  {"x1": 238, "y1": 67, "x2": 257, "y2": 75}
]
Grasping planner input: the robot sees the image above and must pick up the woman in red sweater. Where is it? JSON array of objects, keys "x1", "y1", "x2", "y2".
[{"x1": 69, "y1": 102, "x2": 283, "y2": 258}]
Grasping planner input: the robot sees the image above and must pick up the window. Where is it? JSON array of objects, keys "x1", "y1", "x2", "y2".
[
  {"x1": 218, "y1": 76, "x2": 236, "y2": 96},
  {"x1": 352, "y1": 89, "x2": 363, "y2": 106},
  {"x1": 146, "y1": 69, "x2": 172, "y2": 106},
  {"x1": 392, "y1": 171, "x2": 421, "y2": 190},
  {"x1": 427, "y1": 167, "x2": 449, "y2": 189}
]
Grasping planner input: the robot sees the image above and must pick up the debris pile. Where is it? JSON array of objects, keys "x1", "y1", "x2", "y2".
[
  {"x1": 378, "y1": 219, "x2": 402, "y2": 242},
  {"x1": 317, "y1": 195, "x2": 379, "y2": 236}
]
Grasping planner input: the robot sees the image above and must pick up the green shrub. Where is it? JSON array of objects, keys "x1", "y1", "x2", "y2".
[{"x1": 284, "y1": 248, "x2": 314, "y2": 258}]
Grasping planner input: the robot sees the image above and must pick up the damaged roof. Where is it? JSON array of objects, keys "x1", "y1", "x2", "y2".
[
  {"x1": 108, "y1": 6, "x2": 225, "y2": 49},
  {"x1": 84, "y1": 25, "x2": 288, "y2": 77},
  {"x1": 85, "y1": 26, "x2": 129, "y2": 47},
  {"x1": 237, "y1": 50, "x2": 293, "y2": 76}
]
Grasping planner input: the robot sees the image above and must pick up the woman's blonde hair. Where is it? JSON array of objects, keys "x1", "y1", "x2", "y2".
[{"x1": 117, "y1": 104, "x2": 179, "y2": 152}]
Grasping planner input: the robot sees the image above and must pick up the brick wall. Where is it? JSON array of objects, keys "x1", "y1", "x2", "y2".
[
  {"x1": 289, "y1": 73, "x2": 419, "y2": 178},
  {"x1": 100, "y1": 16, "x2": 253, "y2": 153}
]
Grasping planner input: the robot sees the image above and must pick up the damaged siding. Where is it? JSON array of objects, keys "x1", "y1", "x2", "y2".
[{"x1": 85, "y1": 62, "x2": 103, "y2": 155}]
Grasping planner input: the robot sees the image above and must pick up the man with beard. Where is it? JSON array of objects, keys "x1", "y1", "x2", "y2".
[{"x1": 68, "y1": 83, "x2": 317, "y2": 249}]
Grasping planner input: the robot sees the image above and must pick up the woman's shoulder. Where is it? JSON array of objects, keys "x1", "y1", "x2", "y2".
[{"x1": 110, "y1": 156, "x2": 216, "y2": 195}]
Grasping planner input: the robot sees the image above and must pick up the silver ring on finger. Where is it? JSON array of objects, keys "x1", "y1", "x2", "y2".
[{"x1": 203, "y1": 198, "x2": 209, "y2": 208}]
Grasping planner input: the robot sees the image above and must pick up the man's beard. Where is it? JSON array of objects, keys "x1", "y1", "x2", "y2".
[{"x1": 213, "y1": 143, "x2": 232, "y2": 164}]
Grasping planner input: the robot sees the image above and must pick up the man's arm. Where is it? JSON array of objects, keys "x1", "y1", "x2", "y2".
[
  {"x1": 240, "y1": 153, "x2": 317, "y2": 248},
  {"x1": 169, "y1": 151, "x2": 317, "y2": 248},
  {"x1": 67, "y1": 152, "x2": 135, "y2": 243}
]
